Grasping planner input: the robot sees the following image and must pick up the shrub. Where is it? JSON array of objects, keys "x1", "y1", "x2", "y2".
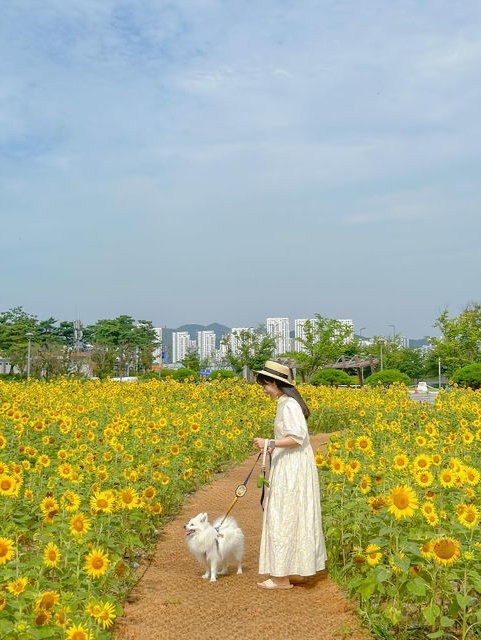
[
  {"x1": 207, "y1": 369, "x2": 237, "y2": 381},
  {"x1": 310, "y1": 369, "x2": 353, "y2": 386},
  {"x1": 365, "y1": 369, "x2": 411, "y2": 386},
  {"x1": 451, "y1": 363, "x2": 481, "y2": 390},
  {"x1": 172, "y1": 368, "x2": 200, "y2": 382},
  {"x1": 158, "y1": 368, "x2": 175, "y2": 378}
]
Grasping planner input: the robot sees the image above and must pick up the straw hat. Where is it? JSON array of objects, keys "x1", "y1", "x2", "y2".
[{"x1": 253, "y1": 360, "x2": 295, "y2": 386}]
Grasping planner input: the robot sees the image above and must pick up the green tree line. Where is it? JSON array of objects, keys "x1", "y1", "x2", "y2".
[{"x1": 1, "y1": 303, "x2": 480, "y2": 381}]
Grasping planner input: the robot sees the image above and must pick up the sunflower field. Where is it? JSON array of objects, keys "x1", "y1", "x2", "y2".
[
  {"x1": 2, "y1": 376, "x2": 480, "y2": 640},
  {"x1": 0, "y1": 377, "x2": 288, "y2": 640},
  {"x1": 318, "y1": 385, "x2": 481, "y2": 640}
]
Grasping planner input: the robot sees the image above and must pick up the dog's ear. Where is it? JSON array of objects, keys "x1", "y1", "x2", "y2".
[{"x1": 201, "y1": 512, "x2": 207, "y2": 522}]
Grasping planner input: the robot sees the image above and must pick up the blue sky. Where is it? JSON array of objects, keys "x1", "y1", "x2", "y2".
[{"x1": 1, "y1": 1, "x2": 480, "y2": 338}]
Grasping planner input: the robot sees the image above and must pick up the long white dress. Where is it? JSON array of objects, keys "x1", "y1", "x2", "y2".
[{"x1": 258, "y1": 394, "x2": 327, "y2": 577}]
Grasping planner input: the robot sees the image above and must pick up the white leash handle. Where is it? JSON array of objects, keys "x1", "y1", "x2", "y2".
[{"x1": 262, "y1": 438, "x2": 269, "y2": 471}]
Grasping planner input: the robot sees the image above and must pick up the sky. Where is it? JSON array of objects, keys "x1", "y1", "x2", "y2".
[{"x1": 1, "y1": 1, "x2": 480, "y2": 339}]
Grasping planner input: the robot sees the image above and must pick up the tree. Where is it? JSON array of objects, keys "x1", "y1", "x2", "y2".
[
  {"x1": 221, "y1": 326, "x2": 275, "y2": 374},
  {"x1": 293, "y1": 315, "x2": 354, "y2": 381},
  {"x1": 452, "y1": 363, "x2": 481, "y2": 390},
  {"x1": 429, "y1": 304, "x2": 481, "y2": 375},
  {"x1": 85, "y1": 316, "x2": 160, "y2": 377},
  {"x1": 181, "y1": 348, "x2": 209, "y2": 372},
  {"x1": 0, "y1": 307, "x2": 39, "y2": 374}
]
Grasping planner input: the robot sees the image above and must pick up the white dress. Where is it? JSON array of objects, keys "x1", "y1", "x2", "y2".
[{"x1": 258, "y1": 394, "x2": 327, "y2": 577}]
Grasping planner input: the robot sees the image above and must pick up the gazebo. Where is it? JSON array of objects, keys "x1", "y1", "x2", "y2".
[{"x1": 324, "y1": 354, "x2": 379, "y2": 386}]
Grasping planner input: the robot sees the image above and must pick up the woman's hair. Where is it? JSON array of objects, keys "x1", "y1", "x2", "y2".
[{"x1": 256, "y1": 373, "x2": 310, "y2": 420}]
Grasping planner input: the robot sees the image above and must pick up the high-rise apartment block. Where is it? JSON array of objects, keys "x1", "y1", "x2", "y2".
[
  {"x1": 153, "y1": 327, "x2": 163, "y2": 364},
  {"x1": 336, "y1": 319, "x2": 354, "y2": 342},
  {"x1": 294, "y1": 318, "x2": 317, "y2": 352},
  {"x1": 229, "y1": 328, "x2": 254, "y2": 355},
  {"x1": 197, "y1": 330, "x2": 216, "y2": 362},
  {"x1": 172, "y1": 331, "x2": 191, "y2": 364},
  {"x1": 267, "y1": 318, "x2": 290, "y2": 355}
]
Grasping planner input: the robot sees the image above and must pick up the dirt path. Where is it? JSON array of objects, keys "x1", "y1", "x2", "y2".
[{"x1": 114, "y1": 434, "x2": 370, "y2": 640}]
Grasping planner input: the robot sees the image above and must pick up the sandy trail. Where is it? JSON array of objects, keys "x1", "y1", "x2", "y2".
[{"x1": 114, "y1": 433, "x2": 370, "y2": 640}]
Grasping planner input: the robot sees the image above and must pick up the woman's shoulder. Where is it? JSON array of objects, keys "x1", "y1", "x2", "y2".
[{"x1": 283, "y1": 396, "x2": 302, "y2": 411}]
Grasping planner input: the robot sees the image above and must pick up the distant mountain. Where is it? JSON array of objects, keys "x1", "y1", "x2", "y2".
[
  {"x1": 159, "y1": 323, "x2": 231, "y2": 362},
  {"x1": 177, "y1": 323, "x2": 231, "y2": 348}
]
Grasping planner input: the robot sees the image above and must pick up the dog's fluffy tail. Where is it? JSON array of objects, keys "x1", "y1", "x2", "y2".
[{"x1": 212, "y1": 515, "x2": 239, "y2": 530}]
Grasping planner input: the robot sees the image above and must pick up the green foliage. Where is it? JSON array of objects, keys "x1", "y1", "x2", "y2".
[
  {"x1": 158, "y1": 368, "x2": 175, "y2": 378},
  {"x1": 365, "y1": 369, "x2": 411, "y2": 386},
  {"x1": 180, "y1": 347, "x2": 209, "y2": 372},
  {"x1": 220, "y1": 326, "x2": 275, "y2": 374},
  {"x1": 84, "y1": 315, "x2": 160, "y2": 378},
  {"x1": 430, "y1": 303, "x2": 481, "y2": 374},
  {"x1": 310, "y1": 368, "x2": 354, "y2": 386},
  {"x1": 451, "y1": 363, "x2": 481, "y2": 390},
  {"x1": 207, "y1": 369, "x2": 237, "y2": 380},
  {"x1": 368, "y1": 336, "x2": 425, "y2": 379},
  {"x1": 172, "y1": 368, "x2": 200, "y2": 382},
  {"x1": 292, "y1": 315, "x2": 355, "y2": 381}
]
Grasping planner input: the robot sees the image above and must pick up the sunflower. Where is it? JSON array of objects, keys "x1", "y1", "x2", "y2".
[
  {"x1": 69, "y1": 513, "x2": 91, "y2": 537},
  {"x1": 415, "y1": 471, "x2": 433, "y2": 488},
  {"x1": 349, "y1": 460, "x2": 361, "y2": 474},
  {"x1": 458, "y1": 504, "x2": 480, "y2": 529},
  {"x1": 84, "y1": 547, "x2": 109, "y2": 578},
  {"x1": 118, "y1": 487, "x2": 139, "y2": 510},
  {"x1": 420, "y1": 541, "x2": 433, "y2": 559},
  {"x1": 393, "y1": 454, "x2": 409, "y2": 470},
  {"x1": 35, "y1": 591, "x2": 60, "y2": 611},
  {"x1": 368, "y1": 495, "x2": 386, "y2": 513},
  {"x1": 356, "y1": 436, "x2": 372, "y2": 454},
  {"x1": 34, "y1": 610, "x2": 52, "y2": 626},
  {"x1": 426, "y1": 512, "x2": 439, "y2": 526},
  {"x1": 387, "y1": 485, "x2": 418, "y2": 519},
  {"x1": 421, "y1": 502, "x2": 435, "y2": 516},
  {"x1": 359, "y1": 474, "x2": 371, "y2": 494},
  {"x1": 95, "y1": 601, "x2": 117, "y2": 629},
  {"x1": 329, "y1": 457, "x2": 345, "y2": 475},
  {"x1": 0, "y1": 473, "x2": 18, "y2": 496},
  {"x1": 89, "y1": 491, "x2": 114, "y2": 514},
  {"x1": 439, "y1": 468, "x2": 457, "y2": 488},
  {"x1": 464, "y1": 466, "x2": 480, "y2": 486},
  {"x1": 431, "y1": 537, "x2": 460, "y2": 566},
  {"x1": 413, "y1": 454, "x2": 431, "y2": 471},
  {"x1": 7, "y1": 576, "x2": 28, "y2": 595},
  {"x1": 365, "y1": 544, "x2": 382, "y2": 566},
  {"x1": 43, "y1": 542, "x2": 61, "y2": 568},
  {"x1": 142, "y1": 486, "x2": 156, "y2": 501},
  {"x1": 65, "y1": 623, "x2": 93, "y2": 640},
  {"x1": 61, "y1": 490, "x2": 81, "y2": 513},
  {"x1": 0, "y1": 537, "x2": 15, "y2": 565},
  {"x1": 85, "y1": 601, "x2": 102, "y2": 617},
  {"x1": 431, "y1": 453, "x2": 442, "y2": 466},
  {"x1": 40, "y1": 496, "x2": 59, "y2": 516}
]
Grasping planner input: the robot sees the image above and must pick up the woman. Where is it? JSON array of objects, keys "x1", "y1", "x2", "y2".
[{"x1": 253, "y1": 360, "x2": 327, "y2": 590}]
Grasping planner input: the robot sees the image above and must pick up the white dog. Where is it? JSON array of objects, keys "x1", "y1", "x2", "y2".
[{"x1": 184, "y1": 512, "x2": 244, "y2": 582}]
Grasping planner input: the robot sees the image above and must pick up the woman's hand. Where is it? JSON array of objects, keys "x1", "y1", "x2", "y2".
[{"x1": 253, "y1": 437, "x2": 266, "y2": 450}]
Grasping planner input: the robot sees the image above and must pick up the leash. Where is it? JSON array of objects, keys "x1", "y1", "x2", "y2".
[
  {"x1": 215, "y1": 441, "x2": 272, "y2": 534},
  {"x1": 258, "y1": 438, "x2": 271, "y2": 511}
]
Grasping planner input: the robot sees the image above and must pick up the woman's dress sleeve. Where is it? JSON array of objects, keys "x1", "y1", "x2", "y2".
[{"x1": 282, "y1": 399, "x2": 307, "y2": 445}]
